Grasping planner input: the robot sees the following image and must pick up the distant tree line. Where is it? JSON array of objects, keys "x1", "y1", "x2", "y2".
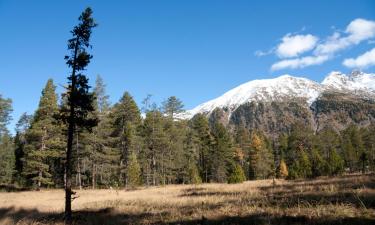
[{"x1": 1, "y1": 77, "x2": 375, "y2": 189}]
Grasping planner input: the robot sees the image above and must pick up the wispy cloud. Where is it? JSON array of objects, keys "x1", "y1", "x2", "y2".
[
  {"x1": 314, "y1": 18, "x2": 375, "y2": 55},
  {"x1": 260, "y1": 18, "x2": 375, "y2": 71},
  {"x1": 271, "y1": 55, "x2": 330, "y2": 71},
  {"x1": 343, "y1": 47, "x2": 375, "y2": 68}
]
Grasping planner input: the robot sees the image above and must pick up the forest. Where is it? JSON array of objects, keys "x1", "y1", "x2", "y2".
[{"x1": 1, "y1": 74, "x2": 375, "y2": 190}]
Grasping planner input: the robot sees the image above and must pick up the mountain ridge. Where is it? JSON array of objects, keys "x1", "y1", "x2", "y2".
[{"x1": 184, "y1": 71, "x2": 375, "y2": 119}]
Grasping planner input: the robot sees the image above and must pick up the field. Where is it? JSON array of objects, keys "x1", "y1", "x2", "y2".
[{"x1": 0, "y1": 174, "x2": 374, "y2": 225}]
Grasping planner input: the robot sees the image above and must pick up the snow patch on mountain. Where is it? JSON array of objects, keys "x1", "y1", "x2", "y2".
[
  {"x1": 185, "y1": 75, "x2": 323, "y2": 117},
  {"x1": 182, "y1": 71, "x2": 375, "y2": 119},
  {"x1": 322, "y1": 71, "x2": 375, "y2": 92}
]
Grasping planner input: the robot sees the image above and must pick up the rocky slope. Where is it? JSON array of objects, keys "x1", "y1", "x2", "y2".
[{"x1": 185, "y1": 71, "x2": 375, "y2": 136}]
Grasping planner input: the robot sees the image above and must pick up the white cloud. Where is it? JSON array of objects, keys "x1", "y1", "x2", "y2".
[
  {"x1": 314, "y1": 18, "x2": 375, "y2": 55},
  {"x1": 271, "y1": 55, "x2": 330, "y2": 71},
  {"x1": 343, "y1": 47, "x2": 375, "y2": 68},
  {"x1": 276, "y1": 34, "x2": 318, "y2": 58}
]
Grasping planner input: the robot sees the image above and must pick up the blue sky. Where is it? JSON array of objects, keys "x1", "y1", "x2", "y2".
[{"x1": 1, "y1": 0, "x2": 375, "y2": 132}]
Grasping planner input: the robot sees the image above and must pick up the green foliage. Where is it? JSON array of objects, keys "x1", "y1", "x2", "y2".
[
  {"x1": 22, "y1": 79, "x2": 62, "y2": 188},
  {"x1": 126, "y1": 151, "x2": 142, "y2": 187},
  {"x1": 248, "y1": 132, "x2": 274, "y2": 180},
  {"x1": 0, "y1": 94, "x2": 13, "y2": 184},
  {"x1": 210, "y1": 122, "x2": 234, "y2": 183},
  {"x1": 228, "y1": 163, "x2": 246, "y2": 184},
  {"x1": 187, "y1": 163, "x2": 202, "y2": 184},
  {"x1": 162, "y1": 96, "x2": 184, "y2": 119}
]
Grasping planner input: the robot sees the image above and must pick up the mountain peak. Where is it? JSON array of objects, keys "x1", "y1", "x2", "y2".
[
  {"x1": 186, "y1": 74, "x2": 323, "y2": 118},
  {"x1": 322, "y1": 71, "x2": 375, "y2": 91}
]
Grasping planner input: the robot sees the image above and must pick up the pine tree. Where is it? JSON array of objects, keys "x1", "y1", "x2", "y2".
[
  {"x1": 0, "y1": 95, "x2": 13, "y2": 185},
  {"x1": 126, "y1": 151, "x2": 142, "y2": 187},
  {"x1": 316, "y1": 128, "x2": 343, "y2": 176},
  {"x1": 162, "y1": 96, "x2": 184, "y2": 119},
  {"x1": 210, "y1": 122, "x2": 233, "y2": 183},
  {"x1": 190, "y1": 114, "x2": 213, "y2": 183},
  {"x1": 362, "y1": 125, "x2": 375, "y2": 172},
  {"x1": 341, "y1": 124, "x2": 364, "y2": 172},
  {"x1": 23, "y1": 79, "x2": 61, "y2": 188},
  {"x1": 62, "y1": 8, "x2": 97, "y2": 223},
  {"x1": 181, "y1": 125, "x2": 201, "y2": 184},
  {"x1": 88, "y1": 75, "x2": 116, "y2": 188},
  {"x1": 286, "y1": 123, "x2": 313, "y2": 179},
  {"x1": 111, "y1": 91, "x2": 142, "y2": 186},
  {"x1": 14, "y1": 113, "x2": 32, "y2": 185},
  {"x1": 141, "y1": 109, "x2": 169, "y2": 185}
]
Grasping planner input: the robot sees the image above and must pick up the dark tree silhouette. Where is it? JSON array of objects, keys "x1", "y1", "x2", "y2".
[{"x1": 63, "y1": 8, "x2": 97, "y2": 224}]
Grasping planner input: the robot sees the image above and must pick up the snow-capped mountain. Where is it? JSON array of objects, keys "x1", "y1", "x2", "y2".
[
  {"x1": 322, "y1": 71, "x2": 375, "y2": 93},
  {"x1": 184, "y1": 71, "x2": 375, "y2": 118}
]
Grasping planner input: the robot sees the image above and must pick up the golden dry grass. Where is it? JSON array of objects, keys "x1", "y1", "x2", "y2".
[{"x1": 0, "y1": 174, "x2": 374, "y2": 225}]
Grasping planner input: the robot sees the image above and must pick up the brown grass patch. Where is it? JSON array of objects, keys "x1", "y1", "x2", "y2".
[{"x1": 0, "y1": 174, "x2": 374, "y2": 224}]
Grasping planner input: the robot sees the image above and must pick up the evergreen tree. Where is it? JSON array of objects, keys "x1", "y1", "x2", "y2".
[
  {"x1": 62, "y1": 8, "x2": 97, "y2": 223},
  {"x1": 14, "y1": 113, "x2": 32, "y2": 185},
  {"x1": 190, "y1": 114, "x2": 213, "y2": 182},
  {"x1": 234, "y1": 126, "x2": 251, "y2": 179},
  {"x1": 88, "y1": 75, "x2": 116, "y2": 188},
  {"x1": 210, "y1": 122, "x2": 233, "y2": 183},
  {"x1": 126, "y1": 151, "x2": 142, "y2": 187},
  {"x1": 23, "y1": 79, "x2": 61, "y2": 188},
  {"x1": 362, "y1": 125, "x2": 375, "y2": 172},
  {"x1": 141, "y1": 109, "x2": 169, "y2": 185},
  {"x1": 0, "y1": 95, "x2": 14, "y2": 184},
  {"x1": 228, "y1": 163, "x2": 246, "y2": 184},
  {"x1": 162, "y1": 96, "x2": 184, "y2": 119},
  {"x1": 286, "y1": 123, "x2": 313, "y2": 179},
  {"x1": 111, "y1": 91, "x2": 142, "y2": 186},
  {"x1": 316, "y1": 128, "x2": 344, "y2": 176},
  {"x1": 341, "y1": 124, "x2": 364, "y2": 172}
]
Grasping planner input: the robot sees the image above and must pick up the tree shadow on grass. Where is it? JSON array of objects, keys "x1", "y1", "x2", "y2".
[{"x1": 0, "y1": 207, "x2": 374, "y2": 225}]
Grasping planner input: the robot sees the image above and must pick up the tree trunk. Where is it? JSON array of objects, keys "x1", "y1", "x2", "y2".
[
  {"x1": 76, "y1": 133, "x2": 82, "y2": 190},
  {"x1": 65, "y1": 38, "x2": 79, "y2": 225},
  {"x1": 92, "y1": 163, "x2": 96, "y2": 189}
]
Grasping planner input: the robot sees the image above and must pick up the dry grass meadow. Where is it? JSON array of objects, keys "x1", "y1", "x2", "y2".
[{"x1": 0, "y1": 174, "x2": 374, "y2": 225}]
